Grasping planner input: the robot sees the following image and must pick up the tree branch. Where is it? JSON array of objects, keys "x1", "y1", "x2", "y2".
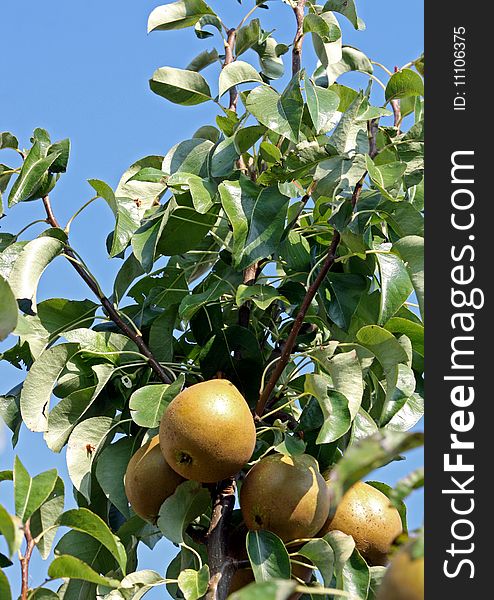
[
  {"x1": 20, "y1": 520, "x2": 35, "y2": 600},
  {"x1": 205, "y1": 477, "x2": 237, "y2": 600},
  {"x1": 224, "y1": 29, "x2": 238, "y2": 110},
  {"x1": 292, "y1": 0, "x2": 307, "y2": 76},
  {"x1": 42, "y1": 195, "x2": 172, "y2": 384},
  {"x1": 256, "y1": 118, "x2": 381, "y2": 416},
  {"x1": 256, "y1": 231, "x2": 341, "y2": 415}
]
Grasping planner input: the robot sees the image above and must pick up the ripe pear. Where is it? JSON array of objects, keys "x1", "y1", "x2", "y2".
[
  {"x1": 124, "y1": 436, "x2": 184, "y2": 523},
  {"x1": 377, "y1": 544, "x2": 424, "y2": 600},
  {"x1": 159, "y1": 380, "x2": 256, "y2": 483},
  {"x1": 240, "y1": 453, "x2": 330, "y2": 542},
  {"x1": 319, "y1": 481, "x2": 403, "y2": 565}
]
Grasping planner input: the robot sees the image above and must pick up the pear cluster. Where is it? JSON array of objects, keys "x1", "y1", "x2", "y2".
[
  {"x1": 124, "y1": 380, "x2": 406, "y2": 588},
  {"x1": 124, "y1": 379, "x2": 256, "y2": 522}
]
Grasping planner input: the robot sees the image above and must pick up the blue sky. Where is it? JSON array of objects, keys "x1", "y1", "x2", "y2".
[{"x1": 0, "y1": 1, "x2": 424, "y2": 597}]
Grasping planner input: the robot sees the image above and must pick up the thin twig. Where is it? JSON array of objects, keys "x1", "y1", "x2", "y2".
[
  {"x1": 224, "y1": 29, "x2": 238, "y2": 110},
  {"x1": 42, "y1": 195, "x2": 172, "y2": 384},
  {"x1": 20, "y1": 520, "x2": 35, "y2": 600},
  {"x1": 256, "y1": 232, "x2": 341, "y2": 415},
  {"x1": 292, "y1": 0, "x2": 307, "y2": 76},
  {"x1": 256, "y1": 118, "x2": 381, "y2": 416}
]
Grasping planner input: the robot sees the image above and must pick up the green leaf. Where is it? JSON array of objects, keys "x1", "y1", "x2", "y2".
[
  {"x1": 48, "y1": 555, "x2": 120, "y2": 587},
  {"x1": 0, "y1": 276, "x2": 17, "y2": 341},
  {"x1": 194, "y1": 14, "x2": 222, "y2": 39},
  {"x1": 368, "y1": 566, "x2": 387, "y2": 600},
  {"x1": 193, "y1": 125, "x2": 220, "y2": 143},
  {"x1": 246, "y1": 80, "x2": 303, "y2": 143},
  {"x1": 325, "y1": 272, "x2": 368, "y2": 331},
  {"x1": 247, "y1": 530, "x2": 291, "y2": 582},
  {"x1": 328, "y1": 92, "x2": 365, "y2": 155},
  {"x1": 8, "y1": 145, "x2": 60, "y2": 206},
  {"x1": 393, "y1": 236, "x2": 424, "y2": 320},
  {"x1": 386, "y1": 392, "x2": 424, "y2": 432},
  {"x1": 219, "y1": 61, "x2": 263, "y2": 98},
  {"x1": 128, "y1": 265, "x2": 188, "y2": 308},
  {"x1": 95, "y1": 437, "x2": 140, "y2": 518},
  {"x1": 157, "y1": 480, "x2": 210, "y2": 544},
  {"x1": 323, "y1": 0, "x2": 365, "y2": 30},
  {"x1": 303, "y1": 13, "x2": 341, "y2": 43},
  {"x1": 375, "y1": 250, "x2": 413, "y2": 325},
  {"x1": 236, "y1": 19, "x2": 261, "y2": 56},
  {"x1": 325, "y1": 350, "x2": 364, "y2": 420},
  {"x1": 297, "y1": 538, "x2": 334, "y2": 586},
  {"x1": 234, "y1": 125, "x2": 267, "y2": 154},
  {"x1": 385, "y1": 69, "x2": 424, "y2": 102},
  {"x1": 356, "y1": 325, "x2": 409, "y2": 373},
  {"x1": 327, "y1": 430, "x2": 424, "y2": 506},
  {"x1": 367, "y1": 157, "x2": 407, "y2": 188},
  {"x1": 116, "y1": 155, "x2": 167, "y2": 210},
  {"x1": 0, "y1": 132, "x2": 18, "y2": 150},
  {"x1": 219, "y1": 177, "x2": 289, "y2": 269},
  {"x1": 390, "y1": 466, "x2": 424, "y2": 506},
  {"x1": 236, "y1": 284, "x2": 289, "y2": 311},
  {"x1": 177, "y1": 565, "x2": 210, "y2": 600},
  {"x1": 186, "y1": 48, "x2": 220, "y2": 72},
  {"x1": 320, "y1": 46, "x2": 372, "y2": 87},
  {"x1": 148, "y1": 0, "x2": 215, "y2": 32},
  {"x1": 381, "y1": 363, "x2": 416, "y2": 424},
  {"x1": 57, "y1": 508, "x2": 127, "y2": 573},
  {"x1": 88, "y1": 179, "x2": 141, "y2": 258},
  {"x1": 385, "y1": 317, "x2": 423, "y2": 356},
  {"x1": 254, "y1": 37, "x2": 286, "y2": 80},
  {"x1": 20, "y1": 343, "x2": 80, "y2": 432},
  {"x1": 129, "y1": 375, "x2": 185, "y2": 428},
  {"x1": 210, "y1": 138, "x2": 240, "y2": 178},
  {"x1": 163, "y1": 138, "x2": 214, "y2": 177},
  {"x1": 30, "y1": 476, "x2": 65, "y2": 559},
  {"x1": 0, "y1": 570, "x2": 11, "y2": 600},
  {"x1": 13, "y1": 458, "x2": 58, "y2": 523},
  {"x1": 48, "y1": 138, "x2": 71, "y2": 174},
  {"x1": 311, "y1": 11, "x2": 342, "y2": 69},
  {"x1": 112, "y1": 253, "x2": 145, "y2": 304},
  {"x1": 0, "y1": 505, "x2": 22, "y2": 557},
  {"x1": 66, "y1": 416, "x2": 115, "y2": 500},
  {"x1": 156, "y1": 197, "x2": 219, "y2": 257},
  {"x1": 304, "y1": 374, "x2": 352, "y2": 444},
  {"x1": 8, "y1": 230, "x2": 66, "y2": 314},
  {"x1": 55, "y1": 530, "x2": 116, "y2": 577},
  {"x1": 150, "y1": 67, "x2": 212, "y2": 105},
  {"x1": 27, "y1": 589, "x2": 59, "y2": 599},
  {"x1": 229, "y1": 580, "x2": 296, "y2": 600},
  {"x1": 305, "y1": 79, "x2": 340, "y2": 134},
  {"x1": 45, "y1": 363, "x2": 114, "y2": 452}
]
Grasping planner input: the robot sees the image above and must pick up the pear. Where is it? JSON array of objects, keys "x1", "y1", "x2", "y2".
[
  {"x1": 240, "y1": 453, "x2": 330, "y2": 542},
  {"x1": 319, "y1": 481, "x2": 403, "y2": 565},
  {"x1": 159, "y1": 380, "x2": 256, "y2": 483},
  {"x1": 377, "y1": 544, "x2": 424, "y2": 600},
  {"x1": 124, "y1": 436, "x2": 184, "y2": 523}
]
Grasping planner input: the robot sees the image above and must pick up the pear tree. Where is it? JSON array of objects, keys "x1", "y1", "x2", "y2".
[{"x1": 0, "y1": 1, "x2": 424, "y2": 599}]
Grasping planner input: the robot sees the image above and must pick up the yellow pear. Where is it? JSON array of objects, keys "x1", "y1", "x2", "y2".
[
  {"x1": 377, "y1": 544, "x2": 424, "y2": 600},
  {"x1": 240, "y1": 453, "x2": 330, "y2": 542},
  {"x1": 319, "y1": 481, "x2": 403, "y2": 565},
  {"x1": 159, "y1": 380, "x2": 256, "y2": 483},
  {"x1": 124, "y1": 436, "x2": 184, "y2": 523}
]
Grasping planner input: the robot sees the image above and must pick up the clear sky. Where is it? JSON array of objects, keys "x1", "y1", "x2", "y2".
[{"x1": 0, "y1": 1, "x2": 424, "y2": 597}]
